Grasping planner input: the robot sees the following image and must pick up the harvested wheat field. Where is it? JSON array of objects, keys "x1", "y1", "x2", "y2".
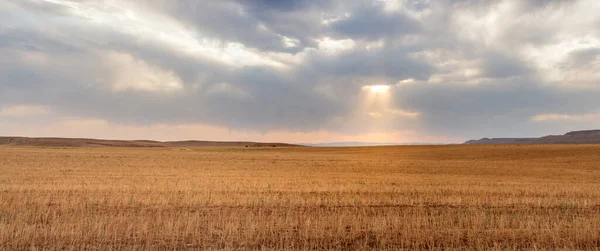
[{"x1": 1, "y1": 144, "x2": 600, "y2": 250}]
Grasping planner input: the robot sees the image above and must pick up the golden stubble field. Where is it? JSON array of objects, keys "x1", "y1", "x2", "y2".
[{"x1": 1, "y1": 144, "x2": 600, "y2": 250}]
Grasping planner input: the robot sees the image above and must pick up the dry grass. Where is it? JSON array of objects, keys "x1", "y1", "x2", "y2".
[{"x1": 1, "y1": 144, "x2": 600, "y2": 250}]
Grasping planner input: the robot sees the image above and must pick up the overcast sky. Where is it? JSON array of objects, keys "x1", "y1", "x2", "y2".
[{"x1": 1, "y1": 0, "x2": 600, "y2": 143}]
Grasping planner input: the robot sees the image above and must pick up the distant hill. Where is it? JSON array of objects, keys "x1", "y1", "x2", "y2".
[
  {"x1": 0, "y1": 137, "x2": 300, "y2": 147},
  {"x1": 465, "y1": 130, "x2": 600, "y2": 144},
  {"x1": 302, "y1": 142, "x2": 441, "y2": 147}
]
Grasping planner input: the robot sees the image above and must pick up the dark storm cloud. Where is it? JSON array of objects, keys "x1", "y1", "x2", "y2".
[
  {"x1": 0, "y1": 2, "x2": 346, "y2": 132},
  {"x1": 0, "y1": 59, "x2": 345, "y2": 132},
  {"x1": 237, "y1": 0, "x2": 330, "y2": 12},
  {"x1": 481, "y1": 52, "x2": 532, "y2": 79},
  {"x1": 519, "y1": 0, "x2": 574, "y2": 11},
  {"x1": 391, "y1": 78, "x2": 600, "y2": 138},
  {"x1": 559, "y1": 47, "x2": 600, "y2": 69},
  {"x1": 0, "y1": 28, "x2": 83, "y2": 53},
  {"x1": 136, "y1": 0, "x2": 421, "y2": 53},
  {"x1": 305, "y1": 46, "x2": 433, "y2": 81},
  {"x1": 136, "y1": 0, "x2": 329, "y2": 53},
  {"x1": 330, "y1": 5, "x2": 420, "y2": 40},
  {"x1": 2, "y1": 0, "x2": 600, "y2": 140},
  {"x1": 201, "y1": 67, "x2": 347, "y2": 131}
]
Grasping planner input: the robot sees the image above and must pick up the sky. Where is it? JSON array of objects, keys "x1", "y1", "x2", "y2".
[{"x1": 1, "y1": 0, "x2": 600, "y2": 144}]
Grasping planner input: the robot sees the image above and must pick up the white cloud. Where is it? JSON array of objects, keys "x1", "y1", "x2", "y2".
[
  {"x1": 386, "y1": 108, "x2": 420, "y2": 118},
  {"x1": 396, "y1": 78, "x2": 415, "y2": 85},
  {"x1": 107, "y1": 52, "x2": 183, "y2": 93},
  {"x1": 532, "y1": 113, "x2": 600, "y2": 122},
  {"x1": 0, "y1": 105, "x2": 52, "y2": 117},
  {"x1": 377, "y1": 0, "x2": 402, "y2": 12},
  {"x1": 317, "y1": 37, "x2": 356, "y2": 55},
  {"x1": 205, "y1": 82, "x2": 251, "y2": 99},
  {"x1": 453, "y1": 0, "x2": 600, "y2": 87},
  {"x1": 40, "y1": 0, "x2": 285, "y2": 68},
  {"x1": 365, "y1": 39, "x2": 385, "y2": 51},
  {"x1": 280, "y1": 36, "x2": 300, "y2": 48},
  {"x1": 321, "y1": 12, "x2": 351, "y2": 26},
  {"x1": 368, "y1": 109, "x2": 420, "y2": 118},
  {"x1": 368, "y1": 112, "x2": 382, "y2": 117}
]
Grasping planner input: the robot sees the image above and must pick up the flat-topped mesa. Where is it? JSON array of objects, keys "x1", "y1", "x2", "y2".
[
  {"x1": 464, "y1": 129, "x2": 600, "y2": 144},
  {"x1": 564, "y1": 130, "x2": 600, "y2": 136}
]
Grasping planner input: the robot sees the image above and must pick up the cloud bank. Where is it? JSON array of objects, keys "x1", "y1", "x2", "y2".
[{"x1": 1, "y1": 0, "x2": 600, "y2": 142}]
